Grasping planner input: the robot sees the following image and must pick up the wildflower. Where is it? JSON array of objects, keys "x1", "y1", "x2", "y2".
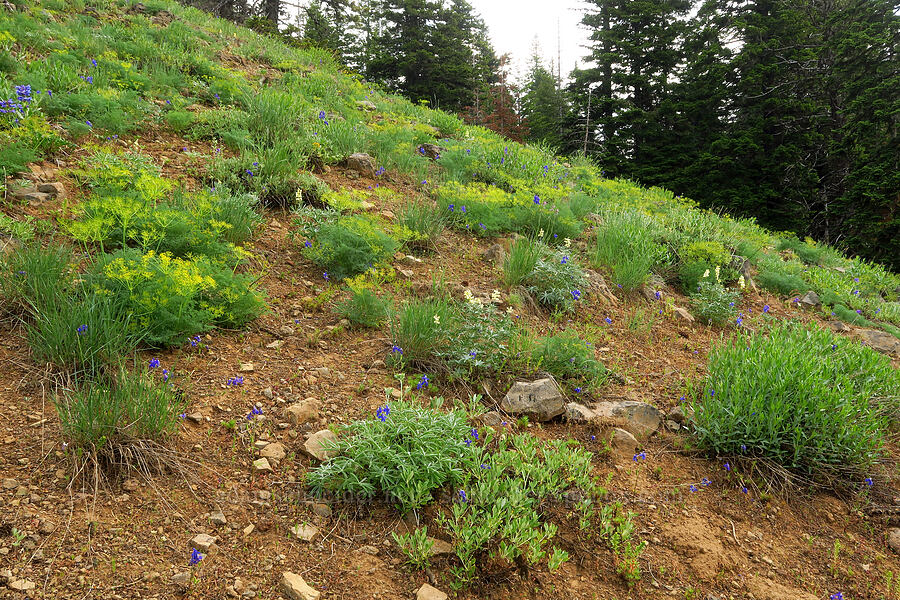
[
  {"x1": 448, "y1": 204, "x2": 454, "y2": 212},
  {"x1": 714, "y1": 265, "x2": 720, "y2": 281},
  {"x1": 506, "y1": 306, "x2": 514, "y2": 314},
  {"x1": 561, "y1": 256, "x2": 568, "y2": 264},
  {"x1": 479, "y1": 222, "x2": 486, "y2": 230},
  {"x1": 162, "y1": 369, "x2": 170, "y2": 382},
  {"x1": 564, "y1": 237, "x2": 571, "y2": 248},
  {"x1": 227, "y1": 376, "x2": 244, "y2": 386},
  {"x1": 741, "y1": 486, "x2": 748, "y2": 494},
  {"x1": 864, "y1": 477, "x2": 873, "y2": 486},
  {"x1": 763, "y1": 305, "x2": 770, "y2": 313},
  {"x1": 391, "y1": 345, "x2": 403, "y2": 355},
  {"x1": 793, "y1": 297, "x2": 800, "y2": 304},
  {"x1": 416, "y1": 374, "x2": 429, "y2": 390},
  {"x1": 701, "y1": 477, "x2": 711, "y2": 486},
  {"x1": 189, "y1": 549, "x2": 204, "y2": 566},
  {"x1": 189, "y1": 335, "x2": 202, "y2": 348},
  {"x1": 702, "y1": 269, "x2": 710, "y2": 279},
  {"x1": 470, "y1": 428, "x2": 479, "y2": 441},
  {"x1": 460, "y1": 206, "x2": 467, "y2": 213},
  {"x1": 421, "y1": 180, "x2": 427, "y2": 186},
  {"x1": 655, "y1": 290, "x2": 661, "y2": 300},
  {"x1": 689, "y1": 485, "x2": 698, "y2": 493},
  {"x1": 832, "y1": 344, "x2": 837, "y2": 350},
  {"x1": 724, "y1": 462, "x2": 731, "y2": 472},
  {"x1": 480, "y1": 463, "x2": 490, "y2": 469},
  {"x1": 458, "y1": 490, "x2": 467, "y2": 502},
  {"x1": 533, "y1": 194, "x2": 540, "y2": 205},
  {"x1": 736, "y1": 317, "x2": 743, "y2": 326},
  {"x1": 571, "y1": 289, "x2": 582, "y2": 301},
  {"x1": 740, "y1": 444, "x2": 747, "y2": 453},
  {"x1": 538, "y1": 229, "x2": 545, "y2": 238},
  {"x1": 323, "y1": 272, "x2": 329, "y2": 281},
  {"x1": 856, "y1": 309, "x2": 862, "y2": 314},
  {"x1": 574, "y1": 387, "x2": 582, "y2": 393},
  {"x1": 632, "y1": 452, "x2": 646, "y2": 462},
  {"x1": 469, "y1": 350, "x2": 477, "y2": 358},
  {"x1": 590, "y1": 435, "x2": 596, "y2": 441},
  {"x1": 149, "y1": 358, "x2": 161, "y2": 369},
  {"x1": 709, "y1": 389, "x2": 715, "y2": 397},
  {"x1": 738, "y1": 275, "x2": 746, "y2": 289},
  {"x1": 491, "y1": 289, "x2": 501, "y2": 303},
  {"x1": 433, "y1": 314, "x2": 440, "y2": 325},
  {"x1": 604, "y1": 316, "x2": 612, "y2": 324},
  {"x1": 830, "y1": 593, "x2": 843, "y2": 600},
  {"x1": 376, "y1": 405, "x2": 390, "y2": 422},
  {"x1": 76, "y1": 324, "x2": 88, "y2": 335},
  {"x1": 318, "y1": 110, "x2": 326, "y2": 119},
  {"x1": 246, "y1": 406, "x2": 262, "y2": 420},
  {"x1": 304, "y1": 240, "x2": 312, "y2": 248}
]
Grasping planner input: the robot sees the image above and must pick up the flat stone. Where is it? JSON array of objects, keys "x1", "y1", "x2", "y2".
[
  {"x1": 279, "y1": 325, "x2": 295, "y2": 336},
  {"x1": 359, "y1": 544, "x2": 379, "y2": 555},
  {"x1": 800, "y1": 290, "x2": 820, "y2": 306},
  {"x1": 500, "y1": 378, "x2": 566, "y2": 422},
  {"x1": 37, "y1": 181, "x2": 66, "y2": 198},
  {"x1": 266, "y1": 339, "x2": 284, "y2": 349},
  {"x1": 186, "y1": 412, "x2": 203, "y2": 423},
  {"x1": 284, "y1": 399, "x2": 320, "y2": 425},
  {"x1": 280, "y1": 572, "x2": 320, "y2": 600},
  {"x1": 668, "y1": 405, "x2": 693, "y2": 424},
  {"x1": 2, "y1": 478, "x2": 18, "y2": 489},
  {"x1": 8, "y1": 579, "x2": 35, "y2": 592},
  {"x1": 311, "y1": 503, "x2": 332, "y2": 518},
  {"x1": 252, "y1": 457, "x2": 273, "y2": 473},
  {"x1": 888, "y1": 528, "x2": 900, "y2": 553},
  {"x1": 356, "y1": 100, "x2": 377, "y2": 111},
  {"x1": 303, "y1": 430, "x2": 338, "y2": 461},
  {"x1": 481, "y1": 244, "x2": 505, "y2": 263},
  {"x1": 858, "y1": 329, "x2": 900, "y2": 355},
  {"x1": 829, "y1": 320, "x2": 852, "y2": 332},
  {"x1": 171, "y1": 572, "x2": 191, "y2": 587},
  {"x1": 189, "y1": 533, "x2": 216, "y2": 552},
  {"x1": 400, "y1": 254, "x2": 423, "y2": 265},
  {"x1": 593, "y1": 401, "x2": 661, "y2": 438},
  {"x1": 564, "y1": 402, "x2": 596, "y2": 423},
  {"x1": 209, "y1": 511, "x2": 227, "y2": 526},
  {"x1": 673, "y1": 307, "x2": 695, "y2": 322},
  {"x1": 416, "y1": 583, "x2": 448, "y2": 600},
  {"x1": 608, "y1": 427, "x2": 638, "y2": 456},
  {"x1": 260, "y1": 442, "x2": 286, "y2": 462},
  {"x1": 428, "y1": 537, "x2": 453, "y2": 556},
  {"x1": 398, "y1": 268, "x2": 414, "y2": 279},
  {"x1": 239, "y1": 362, "x2": 255, "y2": 372},
  {"x1": 24, "y1": 191, "x2": 51, "y2": 203},
  {"x1": 346, "y1": 153, "x2": 376, "y2": 178},
  {"x1": 290, "y1": 523, "x2": 319, "y2": 542},
  {"x1": 253, "y1": 440, "x2": 270, "y2": 450},
  {"x1": 476, "y1": 411, "x2": 505, "y2": 427}
]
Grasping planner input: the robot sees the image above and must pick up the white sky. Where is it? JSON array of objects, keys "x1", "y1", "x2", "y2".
[{"x1": 468, "y1": 0, "x2": 593, "y2": 84}]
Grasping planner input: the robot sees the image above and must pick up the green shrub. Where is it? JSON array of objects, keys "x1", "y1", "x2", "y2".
[
  {"x1": 295, "y1": 171, "x2": 331, "y2": 206},
  {"x1": 503, "y1": 237, "x2": 540, "y2": 287},
  {"x1": 528, "y1": 332, "x2": 607, "y2": 390},
  {"x1": 694, "y1": 321, "x2": 897, "y2": 479},
  {"x1": 55, "y1": 365, "x2": 185, "y2": 448},
  {"x1": 303, "y1": 215, "x2": 398, "y2": 281},
  {"x1": 757, "y1": 269, "x2": 808, "y2": 296},
  {"x1": 592, "y1": 210, "x2": 665, "y2": 292},
  {"x1": 524, "y1": 246, "x2": 589, "y2": 312},
  {"x1": 0, "y1": 142, "x2": 37, "y2": 175},
  {"x1": 690, "y1": 270, "x2": 741, "y2": 327},
  {"x1": 163, "y1": 110, "x2": 195, "y2": 132},
  {"x1": 680, "y1": 240, "x2": 731, "y2": 267},
  {"x1": 306, "y1": 400, "x2": 474, "y2": 513},
  {"x1": 831, "y1": 303, "x2": 871, "y2": 326},
  {"x1": 336, "y1": 287, "x2": 391, "y2": 328},
  {"x1": 777, "y1": 236, "x2": 826, "y2": 265},
  {"x1": 89, "y1": 248, "x2": 265, "y2": 346},
  {"x1": 390, "y1": 297, "x2": 455, "y2": 366}
]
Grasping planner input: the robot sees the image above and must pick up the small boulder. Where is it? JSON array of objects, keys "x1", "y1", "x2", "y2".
[
  {"x1": 800, "y1": 290, "x2": 820, "y2": 306},
  {"x1": 190, "y1": 533, "x2": 217, "y2": 552},
  {"x1": 673, "y1": 307, "x2": 695, "y2": 322},
  {"x1": 346, "y1": 153, "x2": 376, "y2": 178},
  {"x1": 290, "y1": 523, "x2": 319, "y2": 542},
  {"x1": 8, "y1": 579, "x2": 36, "y2": 592},
  {"x1": 280, "y1": 571, "x2": 321, "y2": 600},
  {"x1": 888, "y1": 528, "x2": 900, "y2": 553},
  {"x1": 37, "y1": 181, "x2": 66, "y2": 198},
  {"x1": 829, "y1": 320, "x2": 852, "y2": 332},
  {"x1": 284, "y1": 399, "x2": 320, "y2": 425},
  {"x1": 481, "y1": 244, "x2": 505, "y2": 264},
  {"x1": 356, "y1": 100, "x2": 377, "y2": 111},
  {"x1": 668, "y1": 405, "x2": 694, "y2": 424},
  {"x1": 858, "y1": 329, "x2": 900, "y2": 355},
  {"x1": 239, "y1": 362, "x2": 255, "y2": 372},
  {"x1": 260, "y1": 442, "x2": 286, "y2": 462},
  {"x1": 593, "y1": 401, "x2": 661, "y2": 438},
  {"x1": 209, "y1": 511, "x2": 227, "y2": 526},
  {"x1": 476, "y1": 411, "x2": 505, "y2": 427},
  {"x1": 608, "y1": 428, "x2": 639, "y2": 456},
  {"x1": 416, "y1": 583, "x2": 448, "y2": 600},
  {"x1": 252, "y1": 457, "x2": 273, "y2": 473},
  {"x1": 171, "y1": 573, "x2": 191, "y2": 588},
  {"x1": 564, "y1": 402, "x2": 596, "y2": 423},
  {"x1": 418, "y1": 143, "x2": 444, "y2": 160},
  {"x1": 303, "y1": 430, "x2": 338, "y2": 461},
  {"x1": 428, "y1": 537, "x2": 453, "y2": 556},
  {"x1": 501, "y1": 378, "x2": 566, "y2": 422}
]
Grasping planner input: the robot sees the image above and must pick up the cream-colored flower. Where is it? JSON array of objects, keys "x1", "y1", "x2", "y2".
[
  {"x1": 564, "y1": 237, "x2": 571, "y2": 248},
  {"x1": 433, "y1": 314, "x2": 440, "y2": 325},
  {"x1": 538, "y1": 229, "x2": 545, "y2": 238},
  {"x1": 702, "y1": 269, "x2": 710, "y2": 279},
  {"x1": 463, "y1": 289, "x2": 474, "y2": 302},
  {"x1": 714, "y1": 265, "x2": 721, "y2": 281},
  {"x1": 738, "y1": 275, "x2": 746, "y2": 289},
  {"x1": 491, "y1": 289, "x2": 501, "y2": 303},
  {"x1": 506, "y1": 306, "x2": 514, "y2": 314}
]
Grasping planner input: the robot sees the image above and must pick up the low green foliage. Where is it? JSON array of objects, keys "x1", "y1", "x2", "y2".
[
  {"x1": 777, "y1": 236, "x2": 828, "y2": 265},
  {"x1": 506, "y1": 238, "x2": 588, "y2": 312},
  {"x1": 502, "y1": 237, "x2": 540, "y2": 287},
  {"x1": 55, "y1": 365, "x2": 185, "y2": 448},
  {"x1": 527, "y1": 332, "x2": 607, "y2": 390},
  {"x1": 694, "y1": 320, "x2": 898, "y2": 479},
  {"x1": 397, "y1": 199, "x2": 446, "y2": 250},
  {"x1": 306, "y1": 400, "x2": 473, "y2": 513},
  {"x1": 392, "y1": 527, "x2": 435, "y2": 570},
  {"x1": 0, "y1": 242, "x2": 72, "y2": 315},
  {"x1": 690, "y1": 270, "x2": 741, "y2": 327},
  {"x1": 592, "y1": 210, "x2": 665, "y2": 291},
  {"x1": 757, "y1": 268, "x2": 808, "y2": 296},
  {"x1": 303, "y1": 215, "x2": 398, "y2": 281},
  {"x1": 336, "y1": 286, "x2": 391, "y2": 328}
]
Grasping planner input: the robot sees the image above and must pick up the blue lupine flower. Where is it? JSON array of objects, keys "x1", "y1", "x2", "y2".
[
  {"x1": 227, "y1": 376, "x2": 244, "y2": 386},
  {"x1": 632, "y1": 452, "x2": 646, "y2": 462},
  {"x1": 190, "y1": 335, "x2": 201, "y2": 348},
  {"x1": 604, "y1": 316, "x2": 612, "y2": 324},
  {"x1": 416, "y1": 374, "x2": 429, "y2": 390},
  {"x1": 561, "y1": 256, "x2": 568, "y2": 264},
  {"x1": 741, "y1": 486, "x2": 748, "y2": 494},
  {"x1": 470, "y1": 428, "x2": 478, "y2": 441},
  {"x1": 533, "y1": 195, "x2": 540, "y2": 205},
  {"x1": 458, "y1": 490, "x2": 467, "y2": 502},
  {"x1": 724, "y1": 462, "x2": 731, "y2": 472},
  {"x1": 763, "y1": 305, "x2": 770, "y2": 313},
  {"x1": 76, "y1": 324, "x2": 88, "y2": 335},
  {"x1": 571, "y1": 289, "x2": 582, "y2": 301},
  {"x1": 391, "y1": 345, "x2": 403, "y2": 355},
  {"x1": 740, "y1": 444, "x2": 747, "y2": 453},
  {"x1": 162, "y1": 369, "x2": 170, "y2": 382},
  {"x1": 85, "y1": 120, "x2": 92, "y2": 127},
  {"x1": 189, "y1": 548, "x2": 203, "y2": 566},
  {"x1": 689, "y1": 485, "x2": 698, "y2": 493},
  {"x1": 480, "y1": 463, "x2": 490, "y2": 469},
  {"x1": 590, "y1": 435, "x2": 595, "y2": 441},
  {"x1": 655, "y1": 290, "x2": 661, "y2": 300},
  {"x1": 304, "y1": 240, "x2": 312, "y2": 248},
  {"x1": 376, "y1": 405, "x2": 390, "y2": 422},
  {"x1": 864, "y1": 477, "x2": 873, "y2": 486},
  {"x1": 149, "y1": 358, "x2": 161, "y2": 369},
  {"x1": 448, "y1": 204, "x2": 454, "y2": 212},
  {"x1": 701, "y1": 478, "x2": 711, "y2": 486},
  {"x1": 318, "y1": 110, "x2": 326, "y2": 119},
  {"x1": 469, "y1": 350, "x2": 476, "y2": 358},
  {"x1": 574, "y1": 387, "x2": 582, "y2": 393},
  {"x1": 830, "y1": 593, "x2": 843, "y2": 600},
  {"x1": 323, "y1": 272, "x2": 329, "y2": 281},
  {"x1": 246, "y1": 406, "x2": 262, "y2": 420},
  {"x1": 736, "y1": 317, "x2": 743, "y2": 325}
]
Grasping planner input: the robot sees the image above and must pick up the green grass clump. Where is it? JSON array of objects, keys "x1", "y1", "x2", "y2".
[
  {"x1": 505, "y1": 238, "x2": 588, "y2": 312},
  {"x1": 592, "y1": 210, "x2": 665, "y2": 292},
  {"x1": 527, "y1": 332, "x2": 607, "y2": 390},
  {"x1": 55, "y1": 365, "x2": 185, "y2": 448},
  {"x1": 757, "y1": 268, "x2": 809, "y2": 296},
  {"x1": 694, "y1": 320, "x2": 897, "y2": 480},
  {"x1": 777, "y1": 236, "x2": 828, "y2": 265},
  {"x1": 502, "y1": 237, "x2": 540, "y2": 287},
  {"x1": 336, "y1": 287, "x2": 391, "y2": 328},
  {"x1": 306, "y1": 400, "x2": 473, "y2": 513},
  {"x1": 397, "y1": 199, "x2": 446, "y2": 250},
  {"x1": 303, "y1": 215, "x2": 398, "y2": 281}
]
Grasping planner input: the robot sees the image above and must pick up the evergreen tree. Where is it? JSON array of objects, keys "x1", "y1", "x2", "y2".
[{"x1": 520, "y1": 49, "x2": 568, "y2": 150}]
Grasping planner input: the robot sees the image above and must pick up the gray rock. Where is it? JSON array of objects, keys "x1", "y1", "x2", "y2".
[
  {"x1": 210, "y1": 511, "x2": 227, "y2": 526},
  {"x1": 260, "y1": 442, "x2": 286, "y2": 462},
  {"x1": 564, "y1": 402, "x2": 596, "y2": 423},
  {"x1": 289, "y1": 523, "x2": 318, "y2": 542},
  {"x1": 400, "y1": 254, "x2": 423, "y2": 265},
  {"x1": 593, "y1": 401, "x2": 661, "y2": 438},
  {"x1": 239, "y1": 362, "x2": 255, "y2": 372},
  {"x1": 829, "y1": 320, "x2": 851, "y2": 332},
  {"x1": 2, "y1": 478, "x2": 18, "y2": 489},
  {"x1": 481, "y1": 244, "x2": 505, "y2": 264},
  {"x1": 664, "y1": 420, "x2": 680, "y2": 432},
  {"x1": 673, "y1": 307, "x2": 695, "y2": 322},
  {"x1": 190, "y1": 533, "x2": 217, "y2": 552},
  {"x1": 418, "y1": 143, "x2": 444, "y2": 160},
  {"x1": 280, "y1": 572, "x2": 320, "y2": 600},
  {"x1": 303, "y1": 430, "x2": 338, "y2": 461},
  {"x1": 279, "y1": 325, "x2": 295, "y2": 336},
  {"x1": 355, "y1": 100, "x2": 377, "y2": 111},
  {"x1": 416, "y1": 583, "x2": 448, "y2": 600},
  {"x1": 858, "y1": 329, "x2": 900, "y2": 355},
  {"x1": 427, "y1": 537, "x2": 453, "y2": 556},
  {"x1": 346, "y1": 153, "x2": 376, "y2": 178},
  {"x1": 37, "y1": 181, "x2": 66, "y2": 198},
  {"x1": 668, "y1": 405, "x2": 694, "y2": 424},
  {"x1": 800, "y1": 290, "x2": 820, "y2": 306},
  {"x1": 311, "y1": 502, "x2": 332, "y2": 518},
  {"x1": 476, "y1": 411, "x2": 505, "y2": 427},
  {"x1": 252, "y1": 457, "x2": 273, "y2": 473},
  {"x1": 608, "y1": 427, "x2": 639, "y2": 456},
  {"x1": 889, "y1": 528, "x2": 900, "y2": 553},
  {"x1": 500, "y1": 378, "x2": 566, "y2": 422},
  {"x1": 315, "y1": 366, "x2": 330, "y2": 378},
  {"x1": 171, "y1": 572, "x2": 192, "y2": 588},
  {"x1": 358, "y1": 544, "x2": 379, "y2": 555},
  {"x1": 24, "y1": 191, "x2": 51, "y2": 203},
  {"x1": 284, "y1": 399, "x2": 320, "y2": 425}
]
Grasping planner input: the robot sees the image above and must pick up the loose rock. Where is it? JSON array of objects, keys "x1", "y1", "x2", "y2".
[
  {"x1": 190, "y1": 533, "x2": 216, "y2": 552},
  {"x1": 346, "y1": 153, "x2": 376, "y2": 178},
  {"x1": 888, "y1": 528, "x2": 900, "y2": 553},
  {"x1": 416, "y1": 583, "x2": 448, "y2": 600},
  {"x1": 501, "y1": 378, "x2": 566, "y2": 422},
  {"x1": 290, "y1": 523, "x2": 319, "y2": 542},
  {"x1": 210, "y1": 511, "x2": 227, "y2": 526},
  {"x1": 303, "y1": 430, "x2": 338, "y2": 461},
  {"x1": 284, "y1": 399, "x2": 320, "y2": 425},
  {"x1": 800, "y1": 290, "x2": 820, "y2": 306},
  {"x1": 673, "y1": 307, "x2": 695, "y2": 322},
  {"x1": 593, "y1": 401, "x2": 661, "y2": 438},
  {"x1": 564, "y1": 402, "x2": 596, "y2": 423},
  {"x1": 857, "y1": 329, "x2": 900, "y2": 355},
  {"x1": 280, "y1": 572, "x2": 320, "y2": 600},
  {"x1": 260, "y1": 442, "x2": 286, "y2": 462},
  {"x1": 252, "y1": 457, "x2": 273, "y2": 473}
]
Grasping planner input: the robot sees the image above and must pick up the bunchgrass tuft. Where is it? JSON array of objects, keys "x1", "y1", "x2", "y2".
[
  {"x1": 592, "y1": 210, "x2": 665, "y2": 291},
  {"x1": 693, "y1": 320, "x2": 897, "y2": 483}
]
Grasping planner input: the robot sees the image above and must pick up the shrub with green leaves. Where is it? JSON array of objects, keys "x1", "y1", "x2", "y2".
[
  {"x1": 690, "y1": 271, "x2": 741, "y2": 327},
  {"x1": 306, "y1": 401, "x2": 474, "y2": 513},
  {"x1": 527, "y1": 332, "x2": 607, "y2": 390},
  {"x1": 757, "y1": 267, "x2": 808, "y2": 296},
  {"x1": 693, "y1": 321, "x2": 898, "y2": 479},
  {"x1": 397, "y1": 199, "x2": 446, "y2": 250},
  {"x1": 303, "y1": 215, "x2": 398, "y2": 281},
  {"x1": 55, "y1": 365, "x2": 185, "y2": 448},
  {"x1": 505, "y1": 239, "x2": 588, "y2": 312},
  {"x1": 336, "y1": 286, "x2": 391, "y2": 328}
]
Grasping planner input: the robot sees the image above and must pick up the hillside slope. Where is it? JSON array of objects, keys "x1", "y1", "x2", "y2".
[{"x1": 0, "y1": 0, "x2": 899, "y2": 599}]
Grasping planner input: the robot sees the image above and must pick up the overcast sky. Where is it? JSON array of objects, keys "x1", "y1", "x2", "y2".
[{"x1": 468, "y1": 0, "x2": 593, "y2": 83}]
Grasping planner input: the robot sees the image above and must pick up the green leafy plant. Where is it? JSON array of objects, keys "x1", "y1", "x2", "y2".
[
  {"x1": 336, "y1": 286, "x2": 391, "y2": 328},
  {"x1": 690, "y1": 269, "x2": 741, "y2": 326},
  {"x1": 303, "y1": 215, "x2": 398, "y2": 281},
  {"x1": 392, "y1": 527, "x2": 435, "y2": 570},
  {"x1": 592, "y1": 209, "x2": 665, "y2": 291}
]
